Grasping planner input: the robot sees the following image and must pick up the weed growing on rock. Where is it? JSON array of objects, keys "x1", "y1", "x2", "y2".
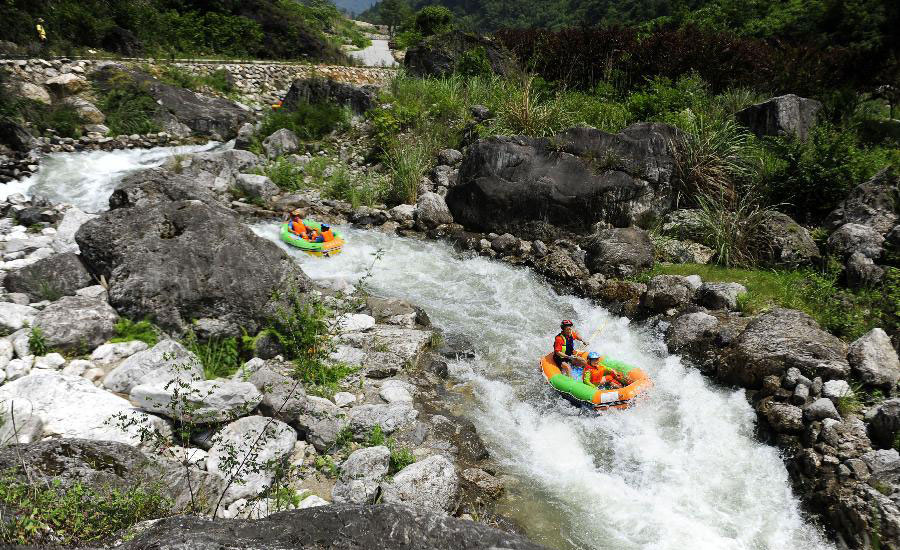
[
  {"x1": 258, "y1": 102, "x2": 349, "y2": 142},
  {"x1": 96, "y1": 73, "x2": 162, "y2": 136},
  {"x1": 27, "y1": 326, "x2": 47, "y2": 357},
  {"x1": 110, "y1": 319, "x2": 159, "y2": 347},
  {"x1": 0, "y1": 475, "x2": 170, "y2": 546},
  {"x1": 694, "y1": 188, "x2": 779, "y2": 268},
  {"x1": 314, "y1": 455, "x2": 339, "y2": 477},
  {"x1": 365, "y1": 425, "x2": 416, "y2": 474},
  {"x1": 836, "y1": 383, "x2": 864, "y2": 416}
]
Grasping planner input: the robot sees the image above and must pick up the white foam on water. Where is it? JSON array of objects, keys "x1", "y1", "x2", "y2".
[
  {"x1": 254, "y1": 222, "x2": 834, "y2": 550},
  {"x1": 0, "y1": 141, "x2": 221, "y2": 212}
]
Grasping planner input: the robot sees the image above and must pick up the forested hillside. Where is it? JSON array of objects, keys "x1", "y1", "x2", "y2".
[
  {"x1": 0, "y1": 0, "x2": 369, "y2": 60},
  {"x1": 363, "y1": 0, "x2": 898, "y2": 53}
]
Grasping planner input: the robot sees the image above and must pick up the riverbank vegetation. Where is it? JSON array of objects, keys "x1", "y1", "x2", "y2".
[{"x1": 0, "y1": 0, "x2": 369, "y2": 61}]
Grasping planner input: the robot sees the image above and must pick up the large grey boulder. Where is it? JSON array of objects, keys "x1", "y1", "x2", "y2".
[
  {"x1": 76, "y1": 199, "x2": 311, "y2": 337},
  {"x1": 415, "y1": 192, "x2": 454, "y2": 230},
  {"x1": 104, "y1": 340, "x2": 203, "y2": 394},
  {"x1": 234, "y1": 173, "x2": 278, "y2": 200},
  {"x1": 848, "y1": 328, "x2": 900, "y2": 391},
  {"x1": 348, "y1": 404, "x2": 418, "y2": 439},
  {"x1": 4, "y1": 252, "x2": 93, "y2": 300},
  {"x1": 160, "y1": 149, "x2": 260, "y2": 196},
  {"x1": 533, "y1": 248, "x2": 590, "y2": 283},
  {"x1": 0, "y1": 439, "x2": 226, "y2": 514},
  {"x1": 735, "y1": 94, "x2": 823, "y2": 141},
  {"x1": 380, "y1": 454, "x2": 458, "y2": 513},
  {"x1": 641, "y1": 275, "x2": 697, "y2": 313},
  {"x1": 131, "y1": 379, "x2": 262, "y2": 423},
  {"x1": 0, "y1": 302, "x2": 37, "y2": 332},
  {"x1": 92, "y1": 65, "x2": 253, "y2": 140},
  {"x1": 722, "y1": 308, "x2": 850, "y2": 387},
  {"x1": 661, "y1": 209, "x2": 707, "y2": 242},
  {"x1": 405, "y1": 31, "x2": 517, "y2": 79},
  {"x1": 331, "y1": 445, "x2": 390, "y2": 505},
  {"x1": 112, "y1": 504, "x2": 548, "y2": 549},
  {"x1": 752, "y1": 212, "x2": 820, "y2": 268},
  {"x1": 282, "y1": 78, "x2": 377, "y2": 115},
  {"x1": 33, "y1": 296, "x2": 119, "y2": 353},
  {"x1": 262, "y1": 128, "x2": 301, "y2": 159},
  {"x1": 803, "y1": 397, "x2": 841, "y2": 421},
  {"x1": 697, "y1": 282, "x2": 747, "y2": 310},
  {"x1": 828, "y1": 222, "x2": 885, "y2": 261},
  {"x1": 869, "y1": 399, "x2": 900, "y2": 449},
  {"x1": 826, "y1": 168, "x2": 899, "y2": 234},
  {"x1": 51, "y1": 206, "x2": 96, "y2": 253},
  {"x1": 584, "y1": 227, "x2": 654, "y2": 277},
  {"x1": 0, "y1": 118, "x2": 37, "y2": 153},
  {"x1": 245, "y1": 360, "x2": 308, "y2": 422},
  {"x1": 206, "y1": 416, "x2": 297, "y2": 503},
  {"x1": 0, "y1": 371, "x2": 170, "y2": 446},
  {"x1": 295, "y1": 395, "x2": 345, "y2": 452},
  {"x1": 447, "y1": 124, "x2": 679, "y2": 234},
  {"x1": 666, "y1": 311, "x2": 719, "y2": 353},
  {"x1": 845, "y1": 251, "x2": 885, "y2": 288},
  {"x1": 0, "y1": 398, "x2": 44, "y2": 445},
  {"x1": 109, "y1": 167, "x2": 223, "y2": 210}
]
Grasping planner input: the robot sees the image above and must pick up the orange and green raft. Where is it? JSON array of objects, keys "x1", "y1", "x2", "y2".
[
  {"x1": 280, "y1": 219, "x2": 345, "y2": 257},
  {"x1": 540, "y1": 351, "x2": 651, "y2": 411}
]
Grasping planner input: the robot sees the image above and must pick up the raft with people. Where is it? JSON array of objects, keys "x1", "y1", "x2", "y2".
[
  {"x1": 280, "y1": 213, "x2": 345, "y2": 257},
  {"x1": 540, "y1": 351, "x2": 651, "y2": 411}
]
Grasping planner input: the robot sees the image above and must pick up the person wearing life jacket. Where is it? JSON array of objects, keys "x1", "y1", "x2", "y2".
[
  {"x1": 306, "y1": 228, "x2": 324, "y2": 243},
  {"x1": 320, "y1": 223, "x2": 335, "y2": 243},
  {"x1": 582, "y1": 351, "x2": 624, "y2": 389},
  {"x1": 553, "y1": 320, "x2": 588, "y2": 377},
  {"x1": 288, "y1": 210, "x2": 307, "y2": 238}
]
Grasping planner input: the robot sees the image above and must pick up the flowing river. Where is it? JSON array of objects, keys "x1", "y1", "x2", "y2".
[{"x1": 2, "y1": 146, "x2": 834, "y2": 550}]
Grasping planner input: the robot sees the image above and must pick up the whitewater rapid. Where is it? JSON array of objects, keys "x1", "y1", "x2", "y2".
[
  {"x1": 0, "y1": 142, "x2": 219, "y2": 212},
  {"x1": 6, "y1": 144, "x2": 833, "y2": 549},
  {"x1": 254, "y1": 224, "x2": 834, "y2": 550}
]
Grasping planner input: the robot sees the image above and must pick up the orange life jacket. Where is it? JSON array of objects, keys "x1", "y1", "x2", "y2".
[
  {"x1": 290, "y1": 219, "x2": 306, "y2": 235},
  {"x1": 583, "y1": 362, "x2": 623, "y2": 387},
  {"x1": 321, "y1": 228, "x2": 334, "y2": 242}
]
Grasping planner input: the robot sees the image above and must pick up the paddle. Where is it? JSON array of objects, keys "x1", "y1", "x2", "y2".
[{"x1": 576, "y1": 319, "x2": 609, "y2": 353}]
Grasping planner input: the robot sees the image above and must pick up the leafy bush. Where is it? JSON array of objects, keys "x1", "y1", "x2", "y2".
[
  {"x1": 154, "y1": 65, "x2": 235, "y2": 95},
  {"x1": 456, "y1": 47, "x2": 493, "y2": 78},
  {"x1": 268, "y1": 291, "x2": 354, "y2": 398},
  {"x1": 258, "y1": 102, "x2": 348, "y2": 142},
  {"x1": 414, "y1": 6, "x2": 454, "y2": 37},
  {"x1": 0, "y1": 476, "x2": 170, "y2": 546},
  {"x1": 260, "y1": 157, "x2": 304, "y2": 191},
  {"x1": 760, "y1": 124, "x2": 895, "y2": 224},
  {"x1": 96, "y1": 77, "x2": 162, "y2": 136},
  {"x1": 110, "y1": 319, "x2": 158, "y2": 347}
]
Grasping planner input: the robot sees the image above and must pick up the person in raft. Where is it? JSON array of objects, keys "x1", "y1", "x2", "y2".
[
  {"x1": 287, "y1": 210, "x2": 307, "y2": 238},
  {"x1": 553, "y1": 320, "x2": 588, "y2": 377},
  {"x1": 582, "y1": 351, "x2": 624, "y2": 389}
]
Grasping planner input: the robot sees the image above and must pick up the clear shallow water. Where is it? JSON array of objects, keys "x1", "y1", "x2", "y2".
[
  {"x1": 15, "y1": 143, "x2": 832, "y2": 549},
  {"x1": 253, "y1": 223, "x2": 834, "y2": 550},
  {"x1": 0, "y1": 142, "x2": 220, "y2": 212}
]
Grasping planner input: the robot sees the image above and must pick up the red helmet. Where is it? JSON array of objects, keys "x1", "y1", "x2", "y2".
[{"x1": 560, "y1": 320, "x2": 574, "y2": 328}]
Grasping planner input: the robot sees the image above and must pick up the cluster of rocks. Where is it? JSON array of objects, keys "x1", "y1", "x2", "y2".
[
  {"x1": 825, "y1": 168, "x2": 899, "y2": 289},
  {"x1": 0, "y1": 140, "x2": 510, "y2": 544}
]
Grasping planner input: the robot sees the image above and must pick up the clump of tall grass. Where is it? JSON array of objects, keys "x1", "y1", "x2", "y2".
[
  {"x1": 694, "y1": 187, "x2": 780, "y2": 268},
  {"x1": 488, "y1": 75, "x2": 574, "y2": 137},
  {"x1": 670, "y1": 114, "x2": 752, "y2": 205},
  {"x1": 385, "y1": 138, "x2": 432, "y2": 205}
]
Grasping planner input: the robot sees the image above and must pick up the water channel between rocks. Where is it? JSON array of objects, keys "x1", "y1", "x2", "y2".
[{"x1": 2, "y1": 145, "x2": 836, "y2": 550}]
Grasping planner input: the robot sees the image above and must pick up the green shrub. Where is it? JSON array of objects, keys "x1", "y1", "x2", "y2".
[
  {"x1": 367, "y1": 425, "x2": 386, "y2": 447},
  {"x1": 389, "y1": 445, "x2": 416, "y2": 474},
  {"x1": 16, "y1": 101, "x2": 83, "y2": 139},
  {"x1": 414, "y1": 6, "x2": 454, "y2": 37},
  {"x1": 269, "y1": 291, "x2": 354, "y2": 398},
  {"x1": 110, "y1": 319, "x2": 158, "y2": 347},
  {"x1": 97, "y1": 79, "x2": 162, "y2": 136},
  {"x1": 28, "y1": 327, "x2": 48, "y2": 357},
  {"x1": 260, "y1": 157, "x2": 304, "y2": 191},
  {"x1": 456, "y1": 47, "x2": 493, "y2": 78},
  {"x1": 624, "y1": 74, "x2": 710, "y2": 122},
  {"x1": 258, "y1": 102, "x2": 348, "y2": 142},
  {"x1": 760, "y1": 124, "x2": 895, "y2": 224},
  {"x1": 0, "y1": 476, "x2": 170, "y2": 546}
]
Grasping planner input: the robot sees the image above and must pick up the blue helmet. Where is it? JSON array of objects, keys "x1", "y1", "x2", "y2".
[{"x1": 587, "y1": 351, "x2": 601, "y2": 360}]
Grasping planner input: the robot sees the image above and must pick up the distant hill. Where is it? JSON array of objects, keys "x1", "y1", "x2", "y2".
[{"x1": 332, "y1": 0, "x2": 379, "y2": 16}]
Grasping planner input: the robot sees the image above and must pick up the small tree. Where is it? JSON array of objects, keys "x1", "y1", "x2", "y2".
[
  {"x1": 414, "y1": 6, "x2": 453, "y2": 37},
  {"x1": 379, "y1": 0, "x2": 412, "y2": 38}
]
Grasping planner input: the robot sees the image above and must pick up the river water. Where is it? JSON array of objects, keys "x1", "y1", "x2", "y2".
[
  {"x1": 1, "y1": 146, "x2": 834, "y2": 550},
  {"x1": 347, "y1": 39, "x2": 398, "y2": 67}
]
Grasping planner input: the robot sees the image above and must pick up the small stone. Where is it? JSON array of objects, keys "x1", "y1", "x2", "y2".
[
  {"x1": 62, "y1": 359, "x2": 92, "y2": 377},
  {"x1": 791, "y1": 383, "x2": 809, "y2": 406},
  {"x1": 334, "y1": 392, "x2": 356, "y2": 407},
  {"x1": 804, "y1": 398, "x2": 841, "y2": 422},
  {"x1": 33, "y1": 352, "x2": 65, "y2": 370}
]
